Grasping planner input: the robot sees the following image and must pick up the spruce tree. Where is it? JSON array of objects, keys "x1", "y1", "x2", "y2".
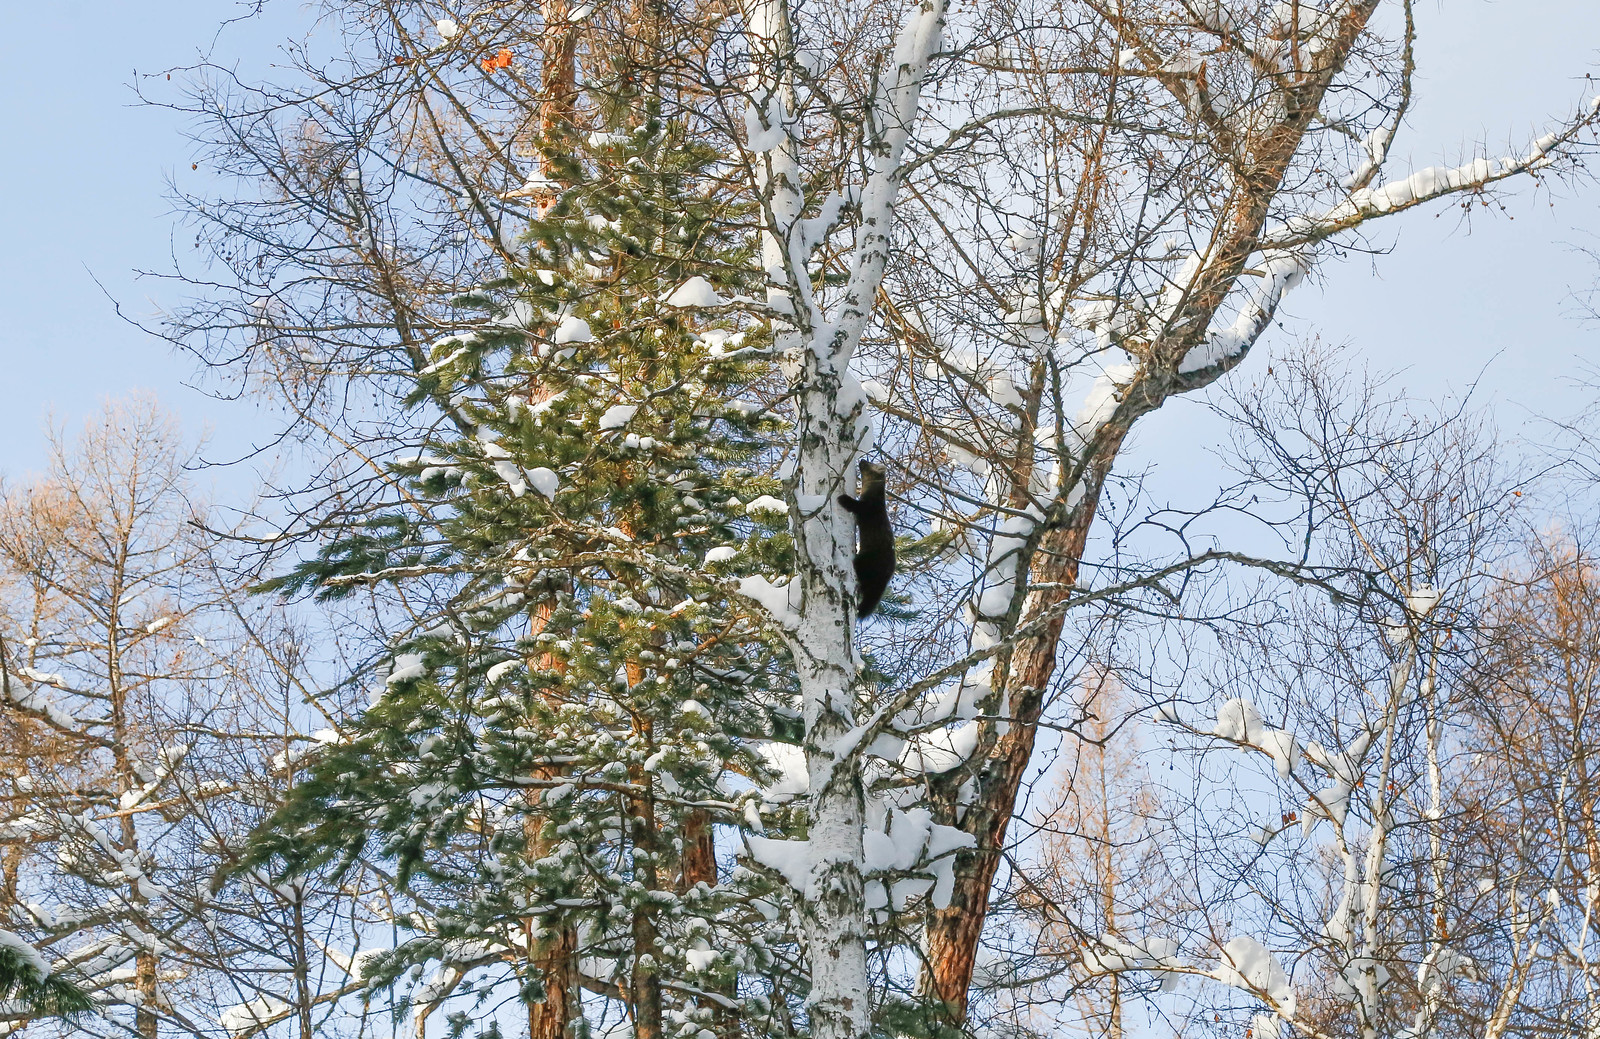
[
  {"x1": 0, "y1": 931, "x2": 91, "y2": 1021},
  {"x1": 246, "y1": 115, "x2": 807, "y2": 1039}
]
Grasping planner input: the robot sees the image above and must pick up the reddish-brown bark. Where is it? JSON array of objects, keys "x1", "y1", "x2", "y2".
[
  {"x1": 528, "y1": 923, "x2": 578, "y2": 1039},
  {"x1": 919, "y1": 4, "x2": 1381, "y2": 1019}
]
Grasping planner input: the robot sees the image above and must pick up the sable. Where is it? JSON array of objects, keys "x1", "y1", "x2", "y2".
[{"x1": 838, "y1": 460, "x2": 896, "y2": 618}]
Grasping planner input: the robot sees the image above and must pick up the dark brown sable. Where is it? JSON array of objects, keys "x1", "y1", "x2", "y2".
[{"x1": 839, "y1": 460, "x2": 896, "y2": 618}]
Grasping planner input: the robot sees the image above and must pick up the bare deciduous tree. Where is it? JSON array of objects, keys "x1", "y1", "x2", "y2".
[{"x1": 0, "y1": 400, "x2": 379, "y2": 1038}]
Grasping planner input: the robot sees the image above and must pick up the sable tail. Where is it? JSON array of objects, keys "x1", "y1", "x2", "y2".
[{"x1": 857, "y1": 580, "x2": 889, "y2": 618}]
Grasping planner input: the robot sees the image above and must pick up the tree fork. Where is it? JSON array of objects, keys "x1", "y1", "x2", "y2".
[{"x1": 917, "y1": 2, "x2": 1381, "y2": 1017}]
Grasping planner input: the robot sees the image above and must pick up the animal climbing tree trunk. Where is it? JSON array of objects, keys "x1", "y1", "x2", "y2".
[{"x1": 740, "y1": 1, "x2": 949, "y2": 1037}]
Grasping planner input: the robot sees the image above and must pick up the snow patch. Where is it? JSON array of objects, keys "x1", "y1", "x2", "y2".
[
  {"x1": 527, "y1": 467, "x2": 560, "y2": 500},
  {"x1": 755, "y1": 742, "x2": 806, "y2": 797},
  {"x1": 746, "y1": 836, "x2": 810, "y2": 891},
  {"x1": 1259, "y1": 728, "x2": 1301, "y2": 779},
  {"x1": 0, "y1": 928, "x2": 49, "y2": 980},
  {"x1": 1213, "y1": 698, "x2": 1264, "y2": 743},
  {"x1": 898, "y1": 721, "x2": 980, "y2": 774},
  {"x1": 1216, "y1": 936, "x2": 1295, "y2": 1016},
  {"x1": 742, "y1": 97, "x2": 789, "y2": 153},
  {"x1": 220, "y1": 995, "x2": 290, "y2": 1035},
  {"x1": 738, "y1": 575, "x2": 802, "y2": 628},
  {"x1": 1083, "y1": 933, "x2": 1185, "y2": 991},
  {"x1": 665, "y1": 276, "x2": 727, "y2": 308},
  {"x1": 386, "y1": 653, "x2": 426, "y2": 686},
  {"x1": 553, "y1": 315, "x2": 592, "y2": 345},
  {"x1": 745, "y1": 495, "x2": 788, "y2": 516},
  {"x1": 598, "y1": 405, "x2": 638, "y2": 430},
  {"x1": 486, "y1": 660, "x2": 521, "y2": 684},
  {"x1": 1406, "y1": 585, "x2": 1441, "y2": 617}
]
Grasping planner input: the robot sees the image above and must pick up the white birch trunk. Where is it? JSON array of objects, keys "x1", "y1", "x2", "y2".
[{"x1": 741, "y1": 2, "x2": 947, "y2": 1037}]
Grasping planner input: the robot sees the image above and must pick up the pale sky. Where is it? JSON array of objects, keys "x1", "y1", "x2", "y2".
[
  {"x1": 1126, "y1": 1, "x2": 1600, "y2": 517},
  {"x1": 1285, "y1": 0, "x2": 1600, "y2": 415},
  {"x1": 1, "y1": 1, "x2": 1597, "y2": 482}
]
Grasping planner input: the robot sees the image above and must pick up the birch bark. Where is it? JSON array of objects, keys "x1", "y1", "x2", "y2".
[{"x1": 742, "y1": 2, "x2": 949, "y2": 1036}]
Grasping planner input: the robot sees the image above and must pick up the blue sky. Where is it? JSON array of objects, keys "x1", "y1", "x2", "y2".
[
  {"x1": 2, "y1": 2, "x2": 1598, "y2": 483},
  {"x1": 0, "y1": 1, "x2": 298, "y2": 479},
  {"x1": 1289, "y1": 1, "x2": 1600, "y2": 416},
  {"x1": 1122, "y1": 1, "x2": 1600, "y2": 521}
]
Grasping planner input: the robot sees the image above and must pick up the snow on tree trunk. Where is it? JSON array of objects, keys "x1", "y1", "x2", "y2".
[
  {"x1": 153, "y1": 0, "x2": 1600, "y2": 1033},
  {"x1": 744, "y1": 0, "x2": 949, "y2": 1035}
]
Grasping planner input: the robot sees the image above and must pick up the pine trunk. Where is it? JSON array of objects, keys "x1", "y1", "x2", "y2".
[
  {"x1": 135, "y1": 948, "x2": 158, "y2": 1039},
  {"x1": 681, "y1": 810, "x2": 734, "y2": 1037},
  {"x1": 629, "y1": 770, "x2": 664, "y2": 1039},
  {"x1": 525, "y1": 596, "x2": 575, "y2": 1039},
  {"x1": 920, "y1": 425, "x2": 1119, "y2": 1016},
  {"x1": 527, "y1": 924, "x2": 577, "y2": 1039}
]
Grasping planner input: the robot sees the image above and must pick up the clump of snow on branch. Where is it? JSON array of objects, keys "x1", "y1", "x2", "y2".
[
  {"x1": 220, "y1": 995, "x2": 291, "y2": 1036},
  {"x1": 553, "y1": 315, "x2": 592, "y2": 345},
  {"x1": 744, "y1": 495, "x2": 788, "y2": 516},
  {"x1": 1082, "y1": 933, "x2": 1186, "y2": 991},
  {"x1": 1214, "y1": 698, "x2": 1302, "y2": 779},
  {"x1": 0, "y1": 927, "x2": 51, "y2": 980},
  {"x1": 738, "y1": 574, "x2": 802, "y2": 628},
  {"x1": 598, "y1": 404, "x2": 637, "y2": 430},
  {"x1": 526, "y1": 467, "x2": 560, "y2": 500},
  {"x1": 1214, "y1": 698, "x2": 1265, "y2": 743},
  {"x1": 746, "y1": 835, "x2": 811, "y2": 891},
  {"x1": 1215, "y1": 935, "x2": 1295, "y2": 1017},
  {"x1": 757, "y1": 742, "x2": 808, "y2": 802},
  {"x1": 4, "y1": 668, "x2": 78, "y2": 728},
  {"x1": 1406, "y1": 585, "x2": 1440, "y2": 616},
  {"x1": 665, "y1": 276, "x2": 727, "y2": 308}
]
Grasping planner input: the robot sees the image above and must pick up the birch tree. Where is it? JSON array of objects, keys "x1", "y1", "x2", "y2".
[
  {"x1": 1450, "y1": 534, "x2": 1600, "y2": 1038},
  {"x1": 1092, "y1": 355, "x2": 1600, "y2": 1039},
  {"x1": 0, "y1": 399, "x2": 218, "y2": 1037},
  {"x1": 827, "y1": 3, "x2": 1599, "y2": 1022}
]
